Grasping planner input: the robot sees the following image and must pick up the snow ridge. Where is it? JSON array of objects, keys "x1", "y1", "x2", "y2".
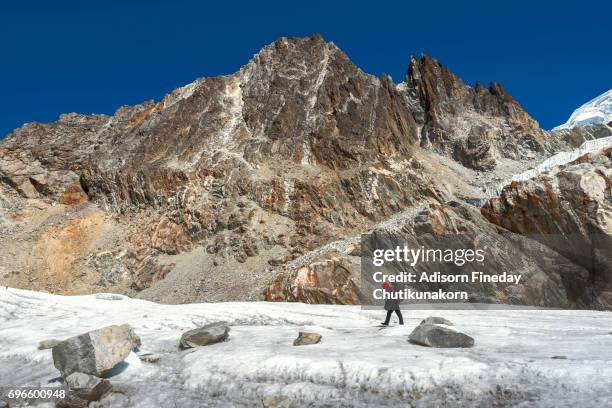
[{"x1": 555, "y1": 89, "x2": 612, "y2": 130}]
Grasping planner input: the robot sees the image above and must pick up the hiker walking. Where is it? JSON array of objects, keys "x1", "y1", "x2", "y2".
[{"x1": 381, "y1": 282, "x2": 403, "y2": 326}]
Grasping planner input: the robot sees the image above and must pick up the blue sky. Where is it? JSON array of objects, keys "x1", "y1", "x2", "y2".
[{"x1": 1, "y1": 0, "x2": 610, "y2": 137}]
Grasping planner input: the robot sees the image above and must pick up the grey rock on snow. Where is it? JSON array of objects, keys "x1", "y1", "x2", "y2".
[
  {"x1": 179, "y1": 322, "x2": 230, "y2": 349},
  {"x1": 38, "y1": 339, "x2": 61, "y2": 350},
  {"x1": 420, "y1": 316, "x2": 453, "y2": 326},
  {"x1": 52, "y1": 324, "x2": 141, "y2": 377},
  {"x1": 409, "y1": 323, "x2": 474, "y2": 348}
]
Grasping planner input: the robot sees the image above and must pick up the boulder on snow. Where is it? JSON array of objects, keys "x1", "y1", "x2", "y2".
[
  {"x1": 38, "y1": 339, "x2": 61, "y2": 350},
  {"x1": 293, "y1": 332, "x2": 322, "y2": 346},
  {"x1": 409, "y1": 323, "x2": 474, "y2": 348},
  {"x1": 179, "y1": 322, "x2": 230, "y2": 349},
  {"x1": 52, "y1": 324, "x2": 141, "y2": 377},
  {"x1": 65, "y1": 372, "x2": 112, "y2": 401},
  {"x1": 420, "y1": 316, "x2": 453, "y2": 326}
]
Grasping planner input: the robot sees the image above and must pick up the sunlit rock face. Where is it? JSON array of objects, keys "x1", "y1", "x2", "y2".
[{"x1": 264, "y1": 257, "x2": 361, "y2": 305}]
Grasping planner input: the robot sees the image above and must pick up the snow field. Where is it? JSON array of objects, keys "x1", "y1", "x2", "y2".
[{"x1": 1, "y1": 288, "x2": 612, "y2": 407}]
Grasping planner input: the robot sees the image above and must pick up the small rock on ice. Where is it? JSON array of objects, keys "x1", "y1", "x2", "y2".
[
  {"x1": 179, "y1": 322, "x2": 230, "y2": 349},
  {"x1": 293, "y1": 332, "x2": 322, "y2": 346}
]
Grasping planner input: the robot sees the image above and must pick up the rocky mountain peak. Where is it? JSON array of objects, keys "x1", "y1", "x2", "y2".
[
  {"x1": 0, "y1": 36, "x2": 439, "y2": 297},
  {"x1": 3, "y1": 35, "x2": 610, "y2": 307},
  {"x1": 406, "y1": 54, "x2": 539, "y2": 130}
]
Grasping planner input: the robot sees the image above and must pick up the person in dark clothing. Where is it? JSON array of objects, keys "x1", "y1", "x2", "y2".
[{"x1": 381, "y1": 282, "x2": 403, "y2": 326}]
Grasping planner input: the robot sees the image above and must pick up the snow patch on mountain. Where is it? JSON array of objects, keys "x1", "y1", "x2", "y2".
[
  {"x1": 555, "y1": 89, "x2": 612, "y2": 129},
  {"x1": 485, "y1": 135, "x2": 612, "y2": 196}
]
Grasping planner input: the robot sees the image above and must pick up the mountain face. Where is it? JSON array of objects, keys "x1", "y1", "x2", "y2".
[
  {"x1": 1, "y1": 35, "x2": 610, "y2": 308},
  {"x1": 555, "y1": 89, "x2": 612, "y2": 129}
]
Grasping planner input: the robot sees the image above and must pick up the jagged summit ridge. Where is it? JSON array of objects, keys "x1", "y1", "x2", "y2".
[
  {"x1": 0, "y1": 34, "x2": 589, "y2": 218},
  {"x1": 2, "y1": 35, "x2": 549, "y2": 173}
]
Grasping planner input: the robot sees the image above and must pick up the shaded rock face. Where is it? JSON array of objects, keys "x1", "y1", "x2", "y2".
[
  {"x1": 52, "y1": 324, "x2": 140, "y2": 377},
  {"x1": 482, "y1": 148, "x2": 612, "y2": 307},
  {"x1": 409, "y1": 323, "x2": 474, "y2": 348},
  {"x1": 179, "y1": 322, "x2": 230, "y2": 349},
  {"x1": 378, "y1": 202, "x2": 592, "y2": 309}
]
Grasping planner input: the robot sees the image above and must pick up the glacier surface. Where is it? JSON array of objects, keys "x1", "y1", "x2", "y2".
[{"x1": 1, "y1": 288, "x2": 612, "y2": 407}]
